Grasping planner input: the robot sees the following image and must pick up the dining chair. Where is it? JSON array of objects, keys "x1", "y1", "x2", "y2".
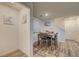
[
  {"x1": 38, "y1": 33, "x2": 49, "y2": 47},
  {"x1": 51, "y1": 33, "x2": 58, "y2": 50}
]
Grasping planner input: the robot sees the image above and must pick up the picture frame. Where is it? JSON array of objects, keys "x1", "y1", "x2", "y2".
[
  {"x1": 22, "y1": 14, "x2": 27, "y2": 24},
  {"x1": 3, "y1": 16, "x2": 14, "y2": 25}
]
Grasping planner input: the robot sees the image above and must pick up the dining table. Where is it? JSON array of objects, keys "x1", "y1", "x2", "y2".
[
  {"x1": 38, "y1": 32, "x2": 58, "y2": 50},
  {"x1": 38, "y1": 32, "x2": 53, "y2": 46}
]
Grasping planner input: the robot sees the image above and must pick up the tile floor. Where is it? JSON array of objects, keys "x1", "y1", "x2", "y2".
[{"x1": 33, "y1": 40, "x2": 79, "y2": 57}]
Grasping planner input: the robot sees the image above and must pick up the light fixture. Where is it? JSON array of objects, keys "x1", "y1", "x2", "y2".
[
  {"x1": 45, "y1": 13, "x2": 48, "y2": 17},
  {"x1": 40, "y1": 13, "x2": 49, "y2": 17}
]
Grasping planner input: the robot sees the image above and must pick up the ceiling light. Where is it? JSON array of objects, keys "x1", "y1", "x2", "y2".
[
  {"x1": 45, "y1": 13, "x2": 48, "y2": 16},
  {"x1": 40, "y1": 13, "x2": 49, "y2": 17}
]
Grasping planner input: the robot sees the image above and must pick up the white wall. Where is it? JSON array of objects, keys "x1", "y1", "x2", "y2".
[
  {"x1": 19, "y1": 7, "x2": 31, "y2": 56},
  {"x1": 65, "y1": 17, "x2": 76, "y2": 40},
  {"x1": 54, "y1": 17, "x2": 65, "y2": 30},
  {"x1": 21, "y1": 2, "x2": 34, "y2": 56},
  {"x1": 76, "y1": 17, "x2": 79, "y2": 42},
  {"x1": 0, "y1": 3, "x2": 32, "y2": 56},
  {"x1": 65, "y1": 16, "x2": 79, "y2": 42},
  {"x1": 0, "y1": 4, "x2": 19, "y2": 55},
  {"x1": 33, "y1": 17, "x2": 44, "y2": 43}
]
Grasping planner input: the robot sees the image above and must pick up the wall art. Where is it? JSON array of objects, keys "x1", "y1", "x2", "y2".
[
  {"x1": 3, "y1": 16, "x2": 14, "y2": 25},
  {"x1": 22, "y1": 14, "x2": 27, "y2": 24}
]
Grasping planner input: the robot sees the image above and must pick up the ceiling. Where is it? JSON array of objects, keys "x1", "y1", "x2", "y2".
[{"x1": 33, "y1": 2, "x2": 79, "y2": 20}]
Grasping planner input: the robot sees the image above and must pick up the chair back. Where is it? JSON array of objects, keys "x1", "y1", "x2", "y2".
[{"x1": 39, "y1": 33, "x2": 48, "y2": 39}]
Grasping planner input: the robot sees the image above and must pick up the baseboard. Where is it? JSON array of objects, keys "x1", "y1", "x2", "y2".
[
  {"x1": 19, "y1": 49, "x2": 28, "y2": 57},
  {"x1": 0, "y1": 48, "x2": 29, "y2": 57},
  {"x1": 0, "y1": 49, "x2": 27, "y2": 57},
  {"x1": 0, "y1": 49, "x2": 18, "y2": 57}
]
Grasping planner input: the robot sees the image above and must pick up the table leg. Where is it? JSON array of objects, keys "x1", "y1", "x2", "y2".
[
  {"x1": 38, "y1": 34, "x2": 40, "y2": 46},
  {"x1": 51, "y1": 38, "x2": 52, "y2": 50}
]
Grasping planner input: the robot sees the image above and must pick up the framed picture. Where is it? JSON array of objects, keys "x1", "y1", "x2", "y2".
[
  {"x1": 22, "y1": 14, "x2": 27, "y2": 24},
  {"x1": 3, "y1": 16, "x2": 14, "y2": 25}
]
